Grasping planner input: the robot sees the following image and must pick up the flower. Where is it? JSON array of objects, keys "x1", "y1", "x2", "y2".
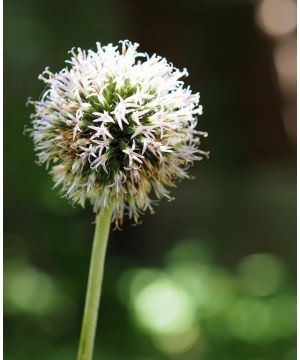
[{"x1": 28, "y1": 40, "x2": 208, "y2": 225}]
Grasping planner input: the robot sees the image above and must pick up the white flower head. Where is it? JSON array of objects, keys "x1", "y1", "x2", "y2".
[{"x1": 28, "y1": 40, "x2": 208, "y2": 225}]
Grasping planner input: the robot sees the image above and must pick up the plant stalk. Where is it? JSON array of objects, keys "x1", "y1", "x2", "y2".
[{"x1": 77, "y1": 204, "x2": 114, "y2": 360}]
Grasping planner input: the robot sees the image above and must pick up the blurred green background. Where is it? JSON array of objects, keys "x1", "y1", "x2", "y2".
[{"x1": 4, "y1": 0, "x2": 296, "y2": 359}]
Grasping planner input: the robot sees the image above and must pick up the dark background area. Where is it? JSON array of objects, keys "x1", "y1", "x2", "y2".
[{"x1": 4, "y1": 0, "x2": 296, "y2": 359}]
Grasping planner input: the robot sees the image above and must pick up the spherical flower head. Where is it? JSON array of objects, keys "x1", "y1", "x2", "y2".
[{"x1": 28, "y1": 40, "x2": 208, "y2": 225}]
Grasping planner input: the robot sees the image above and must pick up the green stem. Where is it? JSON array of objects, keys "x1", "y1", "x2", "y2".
[{"x1": 77, "y1": 204, "x2": 114, "y2": 360}]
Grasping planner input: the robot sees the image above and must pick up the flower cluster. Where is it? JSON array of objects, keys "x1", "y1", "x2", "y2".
[{"x1": 28, "y1": 40, "x2": 208, "y2": 225}]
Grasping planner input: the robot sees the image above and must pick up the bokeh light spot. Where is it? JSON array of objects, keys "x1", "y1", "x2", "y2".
[
  {"x1": 168, "y1": 262, "x2": 235, "y2": 317},
  {"x1": 165, "y1": 240, "x2": 213, "y2": 265},
  {"x1": 152, "y1": 326, "x2": 202, "y2": 355},
  {"x1": 274, "y1": 38, "x2": 297, "y2": 94},
  {"x1": 4, "y1": 259, "x2": 69, "y2": 316},
  {"x1": 268, "y1": 294, "x2": 297, "y2": 337},
  {"x1": 237, "y1": 253, "x2": 286, "y2": 296},
  {"x1": 226, "y1": 298, "x2": 273, "y2": 342},
  {"x1": 132, "y1": 274, "x2": 195, "y2": 335},
  {"x1": 256, "y1": 0, "x2": 297, "y2": 38}
]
